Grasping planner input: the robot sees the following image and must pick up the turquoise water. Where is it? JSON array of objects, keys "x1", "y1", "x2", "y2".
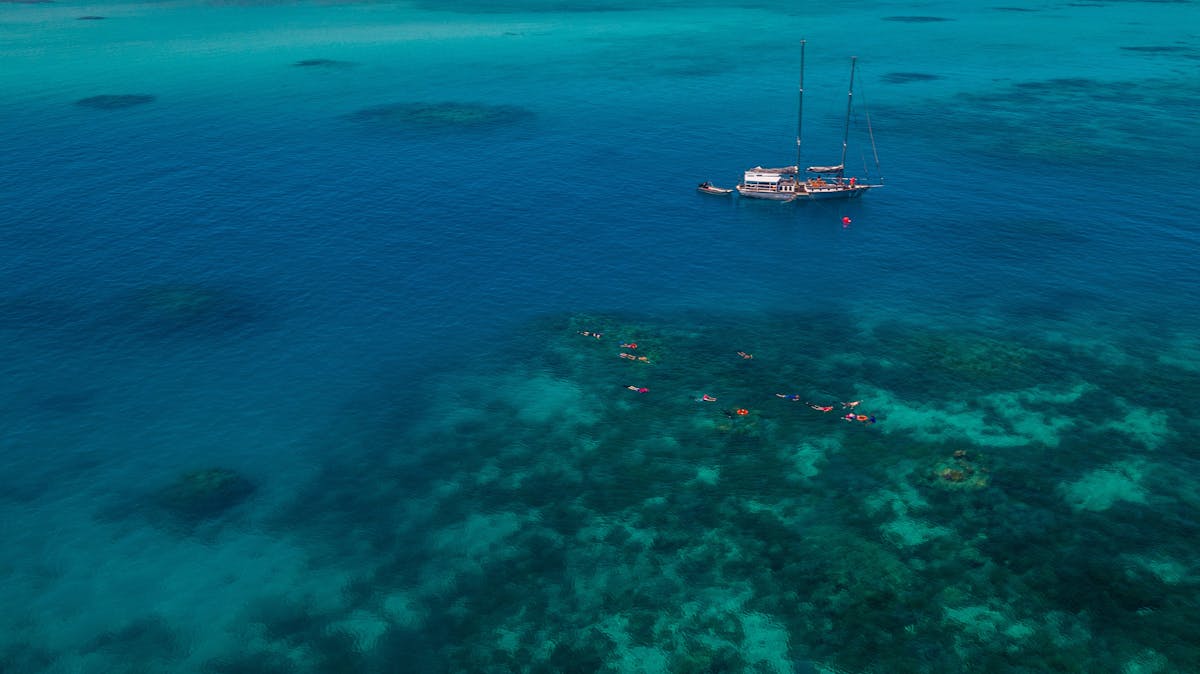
[{"x1": 1, "y1": 0, "x2": 1198, "y2": 671}]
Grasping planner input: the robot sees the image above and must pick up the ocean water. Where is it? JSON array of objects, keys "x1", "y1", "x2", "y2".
[{"x1": 1, "y1": 0, "x2": 1198, "y2": 671}]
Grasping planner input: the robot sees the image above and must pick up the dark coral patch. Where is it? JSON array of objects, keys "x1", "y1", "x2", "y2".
[
  {"x1": 346, "y1": 101, "x2": 534, "y2": 131},
  {"x1": 883, "y1": 15, "x2": 954, "y2": 22},
  {"x1": 120, "y1": 283, "x2": 260, "y2": 337},
  {"x1": 293, "y1": 58, "x2": 355, "y2": 68},
  {"x1": 33, "y1": 389, "x2": 97, "y2": 415},
  {"x1": 409, "y1": 0, "x2": 639, "y2": 13},
  {"x1": 75, "y1": 94, "x2": 156, "y2": 109},
  {"x1": 84, "y1": 615, "x2": 185, "y2": 662},
  {"x1": 153, "y1": 468, "x2": 255, "y2": 526},
  {"x1": 1118, "y1": 45, "x2": 1195, "y2": 59},
  {"x1": 1120, "y1": 45, "x2": 1189, "y2": 53},
  {"x1": 77, "y1": 14, "x2": 105, "y2": 19},
  {"x1": 882, "y1": 72, "x2": 943, "y2": 84}
]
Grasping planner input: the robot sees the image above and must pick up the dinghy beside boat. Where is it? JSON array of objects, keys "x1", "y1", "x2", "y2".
[{"x1": 697, "y1": 181, "x2": 733, "y2": 195}]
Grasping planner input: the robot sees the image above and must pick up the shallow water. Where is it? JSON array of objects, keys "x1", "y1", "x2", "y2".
[{"x1": 1, "y1": 0, "x2": 1198, "y2": 672}]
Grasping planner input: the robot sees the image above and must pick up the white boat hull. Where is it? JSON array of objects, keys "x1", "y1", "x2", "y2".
[
  {"x1": 804, "y1": 185, "x2": 875, "y2": 200},
  {"x1": 735, "y1": 186, "x2": 797, "y2": 201},
  {"x1": 736, "y1": 184, "x2": 878, "y2": 201}
]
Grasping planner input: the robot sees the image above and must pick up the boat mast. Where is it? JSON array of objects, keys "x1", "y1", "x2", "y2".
[
  {"x1": 839, "y1": 56, "x2": 856, "y2": 178},
  {"x1": 795, "y1": 39, "x2": 806, "y2": 172}
]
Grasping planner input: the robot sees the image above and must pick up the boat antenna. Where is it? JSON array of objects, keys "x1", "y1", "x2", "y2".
[
  {"x1": 795, "y1": 39, "x2": 806, "y2": 172},
  {"x1": 839, "y1": 56, "x2": 856, "y2": 179}
]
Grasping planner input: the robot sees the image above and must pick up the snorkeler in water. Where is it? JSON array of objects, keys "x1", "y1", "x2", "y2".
[
  {"x1": 806, "y1": 402, "x2": 835, "y2": 412},
  {"x1": 775, "y1": 393, "x2": 803, "y2": 401}
]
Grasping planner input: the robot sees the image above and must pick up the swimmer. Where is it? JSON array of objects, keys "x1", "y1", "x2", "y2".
[
  {"x1": 843, "y1": 413, "x2": 856, "y2": 421},
  {"x1": 579, "y1": 331, "x2": 603, "y2": 339},
  {"x1": 625, "y1": 385, "x2": 649, "y2": 393},
  {"x1": 775, "y1": 393, "x2": 802, "y2": 401},
  {"x1": 701, "y1": 394, "x2": 717, "y2": 402},
  {"x1": 736, "y1": 351, "x2": 754, "y2": 359},
  {"x1": 806, "y1": 402, "x2": 834, "y2": 412},
  {"x1": 620, "y1": 342, "x2": 638, "y2": 349},
  {"x1": 619, "y1": 352, "x2": 636, "y2": 360},
  {"x1": 841, "y1": 400, "x2": 861, "y2": 409}
]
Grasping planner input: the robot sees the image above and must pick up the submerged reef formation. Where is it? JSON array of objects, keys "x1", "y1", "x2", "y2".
[
  {"x1": 232, "y1": 309, "x2": 1199, "y2": 672},
  {"x1": 345, "y1": 101, "x2": 534, "y2": 131},
  {"x1": 153, "y1": 467, "x2": 255, "y2": 526},
  {"x1": 292, "y1": 58, "x2": 355, "y2": 68},
  {"x1": 883, "y1": 15, "x2": 954, "y2": 22},
  {"x1": 116, "y1": 283, "x2": 261, "y2": 337},
  {"x1": 875, "y1": 73, "x2": 1200, "y2": 168},
  {"x1": 930, "y1": 449, "x2": 989, "y2": 491},
  {"x1": 75, "y1": 94, "x2": 156, "y2": 109},
  {"x1": 875, "y1": 325, "x2": 1045, "y2": 386},
  {"x1": 1123, "y1": 44, "x2": 1200, "y2": 62},
  {"x1": 409, "y1": 0, "x2": 646, "y2": 12},
  {"x1": 882, "y1": 72, "x2": 943, "y2": 84}
]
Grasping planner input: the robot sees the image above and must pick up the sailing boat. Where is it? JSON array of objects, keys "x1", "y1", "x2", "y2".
[{"x1": 735, "y1": 40, "x2": 882, "y2": 201}]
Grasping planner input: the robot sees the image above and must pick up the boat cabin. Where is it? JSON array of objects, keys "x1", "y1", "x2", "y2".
[{"x1": 737, "y1": 166, "x2": 801, "y2": 199}]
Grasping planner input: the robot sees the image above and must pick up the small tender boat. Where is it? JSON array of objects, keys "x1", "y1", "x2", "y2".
[{"x1": 697, "y1": 181, "x2": 733, "y2": 195}]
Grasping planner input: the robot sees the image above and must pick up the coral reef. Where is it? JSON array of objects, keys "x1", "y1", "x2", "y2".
[
  {"x1": 882, "y1": 72, "x2": 943, "y2": 84},
  {"x1": 878, "y1": 324, "x2": 1043, "y2": 387},
  {"x1": 67, "y1": 309, "x2": 1200, "y2": 671},
  {"x1": 930, "y1": 449, "x2": 989, "y2": 491},
  {"x1": 345, "y1": 101, "x2": 534, "y2": 131},
  {"x1": 1061, "y1": 460, "x2": 1148, "y2": 511},
  {"x1": 75, "y1": 94, "x2": 156, "y2": 109},
  {"x1": 292, "y1": 58, "x2": 354, "y2": 68},
  {"x1": 118, "y1": 283, "x2": 260, "y2": 336},
  {"x1": 153, "y1": 467, "x2": 255, "y2": 525},
  {"x1": 883, "y1": 15, "x2": 954, "y2": 22}
]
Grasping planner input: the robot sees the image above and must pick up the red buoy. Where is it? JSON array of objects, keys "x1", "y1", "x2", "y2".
[{"x1": 842, "y1": 216, "x2": 852, "y2": 227}]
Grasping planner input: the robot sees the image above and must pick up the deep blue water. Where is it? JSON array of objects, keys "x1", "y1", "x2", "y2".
[{"x1": 2, "y1": 1, "x2": 1198, "y2": 672}]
